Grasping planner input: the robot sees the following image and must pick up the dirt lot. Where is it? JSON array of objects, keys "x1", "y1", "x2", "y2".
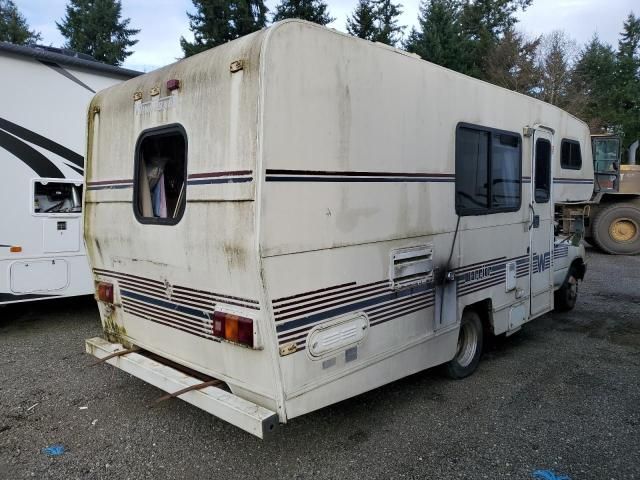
[{"x1": 1, "y1": 248, "x2": 639, "y2": 480}]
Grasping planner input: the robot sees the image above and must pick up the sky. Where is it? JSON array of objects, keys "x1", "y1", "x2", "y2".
[{"x1": 16, "y1": 0, "x2": 637, "y2": 72}]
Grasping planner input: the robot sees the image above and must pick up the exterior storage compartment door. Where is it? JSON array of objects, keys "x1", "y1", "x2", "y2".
[{"x1": 10, "y1": 259, "x2": 69, "y2": 293}]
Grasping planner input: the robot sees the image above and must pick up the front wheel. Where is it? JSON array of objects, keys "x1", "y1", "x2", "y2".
[
  {"x1": 445, "y1": 310, "x2": 483, "y2": 379},
  {"x1": 554, "y1": 275, "x2": 578, "y2": 312}
]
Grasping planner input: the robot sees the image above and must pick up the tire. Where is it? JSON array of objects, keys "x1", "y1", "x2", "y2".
[
  {"x1": 554, "y1": 275, "x2": 578, "y2": 312},
  {"x1": 592, "y1": 203, "x2": 640, "y2": 255},
  {"x1": 445, "y1": 309, "x2": 483, "y2": 379}
]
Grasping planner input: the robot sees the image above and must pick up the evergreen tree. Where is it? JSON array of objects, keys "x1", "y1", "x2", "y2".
[
  {"x1": 346, "y1": 0, "x2": 377, "y2": 41},
  {"x1": 271, "y1": 0, "x2": 334, "y2": 25},
  {"x1": 459, "y1": 0, "x2": 533, "y2": 78},
  {"x1": 0, "y1": 0, "x2": 41, "y2": 45},
  {"x1": 567, "y1": 35, "x2": 617, "y2": 132},
  {"x1": 404, "y1": 0, "x2": 467, "y2": 72},
  {"x1": 537, "y1": 30, "x2": 577, "y2": 107},
  {"x1": 57, "y1": 0, "x2": 139, "y2": 66},
  {"x1": 181, "y1": 0, "x2": 267, "y2": 57},
  {"x1": 613, "y1": 12, "x2": 640, "y2": 152},
  {"x1": 372, "y1": 0, "x2": 404, "y2": 46},
  {"x1": 484, "y1": 28, "x2": 540, "y2": 95}
]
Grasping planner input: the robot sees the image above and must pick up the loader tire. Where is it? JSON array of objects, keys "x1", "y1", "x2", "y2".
[
  {"x1": 592, "y1": 203, "x2": 640, "y2": 255},
  {"x1": 445, "y1": 310, "x2": 483, "y2": 379}
]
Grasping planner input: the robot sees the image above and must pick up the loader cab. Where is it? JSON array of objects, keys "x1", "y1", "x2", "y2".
[{"x1": 592, "y1": 135, "x2": 621, "y2": 193}]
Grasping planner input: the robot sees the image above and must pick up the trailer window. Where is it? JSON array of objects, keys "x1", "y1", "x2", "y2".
[
  {"x1": 456, "y1": 125, "x2": 521, "y2": 215},
  {"x1": 534, "y1": 139, "x2": 551, "y2": 203},
  {"x1": 33, "y1": 181, "x2": 83, "y2": 215},
  {"x1": 561, "y1": 139, "x2": 582, "y2": 170},
  {"x1": 133, "y1": 125, "x2": 187, "y2": 225}
]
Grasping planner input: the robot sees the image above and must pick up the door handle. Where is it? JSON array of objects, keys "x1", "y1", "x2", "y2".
[{"x1": 528, "y1": 204, "x2": 535, "y2": 230}]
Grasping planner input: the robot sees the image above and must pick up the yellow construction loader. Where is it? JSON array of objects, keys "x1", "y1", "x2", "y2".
[{"x1": 557, "y1": 135, "x2": 640, "y2": 255}]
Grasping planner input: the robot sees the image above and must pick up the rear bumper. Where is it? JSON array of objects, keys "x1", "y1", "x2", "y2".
[{"x1": 85, "y1": 337, "x2": 278, "y2": 439}]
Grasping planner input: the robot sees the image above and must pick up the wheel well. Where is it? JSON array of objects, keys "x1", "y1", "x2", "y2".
[
  {"x1": 569, "y1": 258, "x2": 586, "y2": 281},
  {"x1": 463, "y1": 299, "x2": 494, "y2": 336}
]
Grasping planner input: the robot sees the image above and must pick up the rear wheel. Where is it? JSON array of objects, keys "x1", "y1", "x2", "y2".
[
  {"x1": 445, "y1": 310, "x2": 483, "y2": 379},
  {"x1": 592, "y1": 203, "x2": 640, "y2": 255}
]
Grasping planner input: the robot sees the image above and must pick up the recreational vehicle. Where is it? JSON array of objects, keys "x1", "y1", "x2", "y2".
[
  {"x1": 0, "y1": 42, "x2": 138, "y2": 305},
  {"x1": 84, "y1": 21, "x2": 593, "y2": 438}
]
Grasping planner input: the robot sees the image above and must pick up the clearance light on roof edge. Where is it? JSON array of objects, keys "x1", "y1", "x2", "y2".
[
  {"x1": 211, "y1": 311, "x2": 254, "y2": 348},
  {"x1": 166, "y1": 79, "x2": 180, "y2": 91}
]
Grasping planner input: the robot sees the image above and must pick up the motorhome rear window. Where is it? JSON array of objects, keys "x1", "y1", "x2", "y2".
[
  {"x1": 455, "y1": 124, "x2": 521, "y2": 216},
  {"x1": 133, "y1": 125, "x2": 187, "y2": 225},
  {"x1": 561, "y1": 139, "x2": 582, "y2": 170}
]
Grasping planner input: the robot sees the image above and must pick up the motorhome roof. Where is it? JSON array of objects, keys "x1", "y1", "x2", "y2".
[{"x1": 0, "y1": 41, "x2": 141, "y2": 78}]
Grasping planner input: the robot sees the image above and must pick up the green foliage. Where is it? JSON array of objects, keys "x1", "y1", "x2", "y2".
[
  {"x1": 404, "y1": 0, "x2": 467, "y2": 72},
  {"x1": 568, "y1": 36, "x2": 617, "y2": 132},
  {"x1": 372, "y1": 0, "x2": 404, "y2": 46},
  {"x1": 271, "y1": 0, "x2": 334, "y2": 25},
  {"x1": 347, "y1": 0, "x2": 404, "y2": 46},
  {"x1": 613, "y1": 12, "x2": 640, "y2": 151},
  {"x1": 57, "y1": 0, "x2": 139, "y2": 66},
  {"x1": 346, "y1": 0, "x2": 377, "y2": 40},
  {"x1": 0, "y1": 0, "x2": 41, "y2": 45},
  {"x1": 484, "y1": 28, "x2": 541, "y2": 95},
  {"x1": 181, "y1": 0, "x2": 268, "y2": 57}
]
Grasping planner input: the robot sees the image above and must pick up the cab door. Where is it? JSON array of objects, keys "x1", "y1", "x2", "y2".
[{"x1": 529, "y1": 126, "x2": 554, "y2": 317}]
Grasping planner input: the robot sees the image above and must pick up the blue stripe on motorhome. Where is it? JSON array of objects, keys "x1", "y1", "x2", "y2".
[
  {"x1": 120, "y1": 289, "x2": 210, "y2": 320},
  {"x1": 275, "y1": 283, "x2": 432, "y2": 334}
]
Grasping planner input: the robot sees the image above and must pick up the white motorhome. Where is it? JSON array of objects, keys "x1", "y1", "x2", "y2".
[
  {"x1": 84, "y1": 21, "x2": 593, "y2": 438},
  {"x1": 0, "y1": 42, "x2": 139, "y2": 304}
]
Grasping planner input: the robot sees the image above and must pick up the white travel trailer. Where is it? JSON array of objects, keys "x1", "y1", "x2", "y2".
[
  {"x1": 84, "y1": 21, "x2": 593, "y2": 438},
  {"x1": 0, "y1": 42, "x2": 139, "y2": 304}
]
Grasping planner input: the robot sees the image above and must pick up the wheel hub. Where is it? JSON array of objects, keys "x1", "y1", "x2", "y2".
[
  {"x1": 455, "y1": 321, "x2": 479, "y2": 368},
  {"x1": 609, "y1": 218, "x2": 639, "y2": 243}
]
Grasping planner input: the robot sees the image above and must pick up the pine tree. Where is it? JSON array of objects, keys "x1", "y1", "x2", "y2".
[
  {"x1": 537, "y1": 31, "x2": 577, "y2": 107},
  {"x1": 271, "y1": 0, "x2": 334, "y2": 26},
  {"x1": 372, "y1": 0, "x2": 404, "y2": 46},
  {"x1": 404, "y1": 0, "x2": 467, "y2": 72},
  {"x1": 613, "y1": 12, "x2": 640, "y2": 152},
  {"x1": 181, "y1": 0, "x2": 268, "y2": 57},
  {"x1": 567, "y1": 35, "x2": 617, "y2": 132},
  {"x1": 57, "y1": 0, "x2": 139, "y2": 66},
  {"x1": 346, "y1": 0, "x2": 377, "y2": 41},
  {"x1": 484, "y1": 28, "x2": 541, "y2": 95},
  {"x1": 0, "y1": 0, "x2": 41, "y2": 45},
  {"x1": 459, "y1": 0, "x2": 533, "y2": 78}
]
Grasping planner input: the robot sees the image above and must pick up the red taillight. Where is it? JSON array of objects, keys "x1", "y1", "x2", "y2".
[
  {"x1": 211, "y1": 311, "x2": 254, "y2": 348},
  {"x1": 97, "y1": 281, "x2": 114, "y2": 303}
]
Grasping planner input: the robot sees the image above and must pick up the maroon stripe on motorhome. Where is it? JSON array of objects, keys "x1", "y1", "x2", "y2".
[
  {"x1": 272, "y1": 282, "x2": 357, "y2": 304},
  {"x1": 272, "y1": 280, "x2": 389, "y2": 309},
  {"x1": 371, "y1": 302, "x2": 435, "y2": 327},
  {"x1": 93, "y1": 268, "x2": 259, "y2": 306},
  {"x1": 275, "y1": 286, "x2": 395, "y2": 323},
  {"x1": 123, "y1": 304, "x2": 214, "y2": 341},
  {"x1": 266, "y1": 169, "x2": 455, "y2": 178},
  {"x1": 274, "y1": 282, "x2": 390, "y2": 317},
  {"x1": 87, "y1": 178, "x2": 133, "y2": 186},
  {"x1": 118, "y1": 280, "x2": 215, "y2": 312},
  {"x1": 453, "y1": 257, "x2": 507, "y2": 274},
  {"x1": 276, "y1": 291, "x2": 433, "y2": 344},
  {"x1": 458, "y1": 278, "x2": 504, "y2": 296},
  {"x1": 187, "y1": 170, "x2": 252, "y2": 179},
  {"x1": 123, "y1": 296, "x2": 212, "y2": 332}
]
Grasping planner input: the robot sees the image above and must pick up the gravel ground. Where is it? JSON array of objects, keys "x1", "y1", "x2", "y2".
[{"x1": 1, "y1": 248, "x2": 639, "y2": 480}]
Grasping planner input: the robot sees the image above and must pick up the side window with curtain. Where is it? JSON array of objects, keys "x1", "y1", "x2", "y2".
[
  {"x1": 133, "y1": 125, "x2": 188, "y2": 225},
  {"x1": 455, "y1": 124, "x2": 521, "y2": 216},
  {"x1": 534, "y1": 138, "x2": 551, "y2": 203}
]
